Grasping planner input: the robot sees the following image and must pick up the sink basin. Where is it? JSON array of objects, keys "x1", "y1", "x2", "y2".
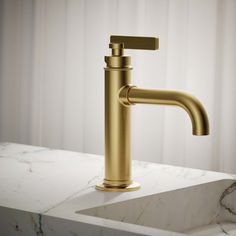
[{"x1": 77, "y1": 179, "x2": 236, "y2": 235}]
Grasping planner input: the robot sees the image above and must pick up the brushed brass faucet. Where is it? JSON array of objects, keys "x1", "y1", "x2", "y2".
[{"x1": 96, "y1": 36, "x2": 209, "y2": 192}]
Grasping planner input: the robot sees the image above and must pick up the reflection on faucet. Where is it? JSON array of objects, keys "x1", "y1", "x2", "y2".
[{"x1": 96, "y1": 36, "x2": 210, "y2": 192}]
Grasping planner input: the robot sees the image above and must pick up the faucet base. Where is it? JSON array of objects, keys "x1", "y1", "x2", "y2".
[{"x1": 96, "y1": 182, "x2": 140, "y2": 192}]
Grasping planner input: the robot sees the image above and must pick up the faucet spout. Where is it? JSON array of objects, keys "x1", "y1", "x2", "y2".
[{"x1": 120, "y1": 86, "x2": 209, "y2": 136}]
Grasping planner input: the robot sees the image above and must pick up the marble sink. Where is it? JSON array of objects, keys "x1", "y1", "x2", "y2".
[
  {"x1": 78, "y1": 179, "x2": 236, "y2": 235},
  {"x1": 0, "y1": 143, "x2": 236, "y2": 236}
]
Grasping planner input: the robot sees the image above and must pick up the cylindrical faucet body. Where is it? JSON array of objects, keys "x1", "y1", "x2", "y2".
[
  {"x1": 104, "y1": 67, "x2": 131, "y2": 186},
  {"x1": 96, "y1": 43, "x2": 140, "y2": 191}
]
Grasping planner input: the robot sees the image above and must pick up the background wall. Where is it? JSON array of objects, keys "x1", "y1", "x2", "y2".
[{"x1": 0, "y1": 0, "x2": 236, "y2": 173}]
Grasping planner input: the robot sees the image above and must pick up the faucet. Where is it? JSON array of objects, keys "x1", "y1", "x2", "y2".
[{"x1": 96, "y1": 36, "x2": 209, "y2": 192}]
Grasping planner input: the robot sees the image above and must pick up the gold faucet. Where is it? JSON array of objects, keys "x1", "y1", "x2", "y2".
[{"x1": 96, "y1": 36, "x2": 209, "y2": 192}]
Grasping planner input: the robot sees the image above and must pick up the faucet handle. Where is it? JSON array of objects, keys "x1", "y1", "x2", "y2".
[{"x1": 110, "y1": 35, "x2": 159, "y2": 50}]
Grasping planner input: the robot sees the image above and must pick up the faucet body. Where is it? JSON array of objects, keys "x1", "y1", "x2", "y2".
[{"x1": 96, "y1": 36, "x2": 209, "y2": 192}]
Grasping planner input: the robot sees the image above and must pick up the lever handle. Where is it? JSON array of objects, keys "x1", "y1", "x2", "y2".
[{"x1": 110, "y1": 35, "x2": 159, "y2": 50}]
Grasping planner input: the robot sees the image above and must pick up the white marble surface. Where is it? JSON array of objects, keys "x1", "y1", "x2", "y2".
[{"x1": 0, "y1": 143, "x2": 235, "y2": 236}]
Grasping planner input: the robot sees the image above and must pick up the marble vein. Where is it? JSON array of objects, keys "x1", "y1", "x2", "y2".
[
  {"x1": 217, "y1": 222, "x2": 229, "y2": 235},
  {"x1": 220, "y1": 181, "x2": 236, "y2": 215},
  {"x1": 31, "y1": 213, "x2": 44, "y2": 236},
  {"x1": 41, "y1": 185, "x2": 95, "y2": 214},
  {"x1": 134, "y1": 196, "x2": 154, "y2": 224}
]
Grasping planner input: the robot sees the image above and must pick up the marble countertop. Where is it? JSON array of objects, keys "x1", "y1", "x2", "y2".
[{"x1": 0, "y1": 143, "x2": 235, "y2": 236}]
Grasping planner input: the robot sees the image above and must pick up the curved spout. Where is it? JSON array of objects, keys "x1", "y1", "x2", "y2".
[{"x1": 120, "y1": 86, "x2": 209, "y2": 135}]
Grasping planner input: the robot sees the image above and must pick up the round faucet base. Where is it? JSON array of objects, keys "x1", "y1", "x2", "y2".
[{"x1": 95, "y1": 182, "x2": 140, "y2": 192}]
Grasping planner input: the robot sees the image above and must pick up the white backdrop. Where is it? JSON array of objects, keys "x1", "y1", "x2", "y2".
[{"x1": 0, "y1": 0, "x2": 236, "y2": 173}]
